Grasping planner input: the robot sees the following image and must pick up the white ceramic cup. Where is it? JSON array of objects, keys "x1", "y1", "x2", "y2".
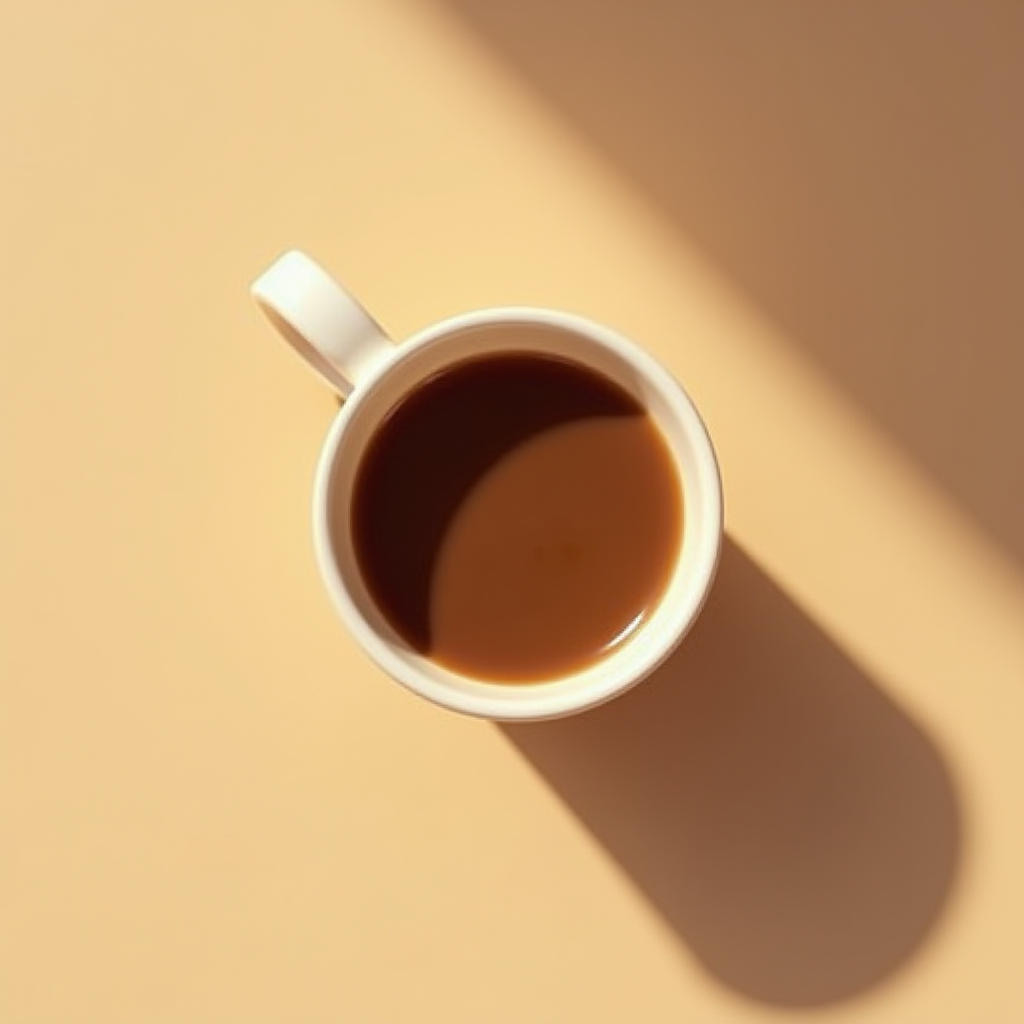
[{"x1": 252, "y1": 250, "x2": 722, "y2": 721}]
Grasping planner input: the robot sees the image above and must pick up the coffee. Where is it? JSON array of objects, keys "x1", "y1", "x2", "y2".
[{"x1": 351, "y1": 349, "x2": 683, "y2": 682}]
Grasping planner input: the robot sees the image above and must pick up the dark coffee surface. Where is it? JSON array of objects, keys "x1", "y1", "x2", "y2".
[{"x1": 351, "y1": 351, "x2": 682, "y2": 681}]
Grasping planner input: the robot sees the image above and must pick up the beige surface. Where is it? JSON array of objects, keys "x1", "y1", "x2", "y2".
[{"x1": 1, "y1": 2, "x2": 1022, "y2": 1021}]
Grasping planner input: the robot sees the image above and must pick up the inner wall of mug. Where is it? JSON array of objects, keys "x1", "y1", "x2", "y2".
[{"x1": 314, "y1": 310, "x2": 722, "y2": 720}]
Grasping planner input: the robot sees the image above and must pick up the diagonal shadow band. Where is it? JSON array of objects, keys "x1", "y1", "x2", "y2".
[
  {"x1": 501, "y1": 539, "x2": 961, "y2": 1007},
  {"x1": 444, "y1": 0, "x2": 1024, "y2": 565}
]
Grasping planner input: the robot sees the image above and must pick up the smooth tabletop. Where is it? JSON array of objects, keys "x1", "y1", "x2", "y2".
[{"x1": 2, "y1": 2, "x2": 1023, "y2": 1022}]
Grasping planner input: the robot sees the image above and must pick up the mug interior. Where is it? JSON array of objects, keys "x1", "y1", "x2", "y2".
[{"x1": 313, "y1": 310, "x2": 722, "y2": 720}]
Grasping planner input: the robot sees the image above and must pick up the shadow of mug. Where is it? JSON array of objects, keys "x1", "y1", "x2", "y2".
[{"x1": 502, "y1": 539, "x2": 961, "y2": 1007}]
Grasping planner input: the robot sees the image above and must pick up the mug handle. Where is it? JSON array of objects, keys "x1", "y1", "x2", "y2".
[{"x1": 250, "y1": 250, "x2": 395, "y2": 397}]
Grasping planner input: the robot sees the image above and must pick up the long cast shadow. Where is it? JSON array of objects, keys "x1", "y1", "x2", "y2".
[
  {"x1": 502, "y1": 539, "x2": 961, "y2": 1007},
  {"x1": 444, "y1": 0, "x2": 1024, "y2": 565}
]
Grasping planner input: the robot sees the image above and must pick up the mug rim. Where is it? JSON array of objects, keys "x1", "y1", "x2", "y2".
[{"x1": 312, "y1": 306, "x2": 723, "y2": 721}]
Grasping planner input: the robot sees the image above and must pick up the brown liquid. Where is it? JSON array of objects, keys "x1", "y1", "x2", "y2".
[{"x1": 351, "y1": 349, "x2": 682, "y2": 682}]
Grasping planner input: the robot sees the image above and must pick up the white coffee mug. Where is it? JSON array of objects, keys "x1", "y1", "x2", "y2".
[{"x1": 252, "y1": 250, "x2": 722, "y2": 721}]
